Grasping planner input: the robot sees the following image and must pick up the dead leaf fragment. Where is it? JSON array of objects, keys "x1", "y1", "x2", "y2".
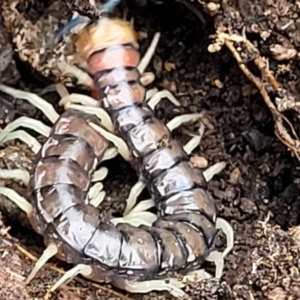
[{"x1": 164, "y1": 62, "x2": 176, "y2": 71}]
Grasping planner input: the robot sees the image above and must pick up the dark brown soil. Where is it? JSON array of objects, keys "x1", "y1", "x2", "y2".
[{"x1": 1, "y1": 1, "x2": 300, "y2": 300}]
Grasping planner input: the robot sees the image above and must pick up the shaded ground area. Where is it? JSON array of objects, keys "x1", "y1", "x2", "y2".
[{"x1": 1, "y1": 0, "x2": 300, "y2": 299}]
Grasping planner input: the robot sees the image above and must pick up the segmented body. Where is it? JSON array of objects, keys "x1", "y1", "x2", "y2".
[
  {"x1": 27, "y1": 110, "x2": 110, "y2": 264},
  {"x1": 76, "y1": 18, "x2": 218, "y2": 284},
  {"x1": 16, "y1": 107, "x2": 157, "y2": 283},
  {"x1": 1, "y1": 0, "x2": 93, "y2": 88}
]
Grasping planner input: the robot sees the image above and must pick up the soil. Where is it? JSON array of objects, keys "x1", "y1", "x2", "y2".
[{"x1": 1, "y1": 0, "x2": 300, "y2": 300}]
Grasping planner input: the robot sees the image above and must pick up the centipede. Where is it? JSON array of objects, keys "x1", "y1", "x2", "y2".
[
  {"x1": 72, "y1": 16, "x2": 234, "y2": 295},
  {"x1": 0, "y1": 11, "x2": 234, "y2": 300}
]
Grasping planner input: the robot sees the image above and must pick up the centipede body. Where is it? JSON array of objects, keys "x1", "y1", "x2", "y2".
[{"x1": 76, "y1": 17, "x2": 220, "y2": 285}]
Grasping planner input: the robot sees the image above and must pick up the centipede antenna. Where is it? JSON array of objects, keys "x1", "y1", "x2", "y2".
[
  {"x1": 0, "y1": 169, "x2": 30, "y2": 186},
  {"x1": 26, "y1": 243, "x2": 58, "y2": 284},
  {"x1": 54, "y1": 14, "x2": 90, "y2": 44},
  {"x1": 100, "y1": 0, "x2": 122, "y2": 14}
]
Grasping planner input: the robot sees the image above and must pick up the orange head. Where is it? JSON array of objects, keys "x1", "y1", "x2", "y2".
[{"x1": 76, "y1": 18, "x2": 138, "y2": 61}]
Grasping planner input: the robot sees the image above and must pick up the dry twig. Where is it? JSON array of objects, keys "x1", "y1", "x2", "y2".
[{"x1": 223, "y1": 38, "x2": 300, "y2": 161}]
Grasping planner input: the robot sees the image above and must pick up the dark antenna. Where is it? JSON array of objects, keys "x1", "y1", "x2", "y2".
[{"x1": 54, "y1": 0, "x2": 122, "y2": 44}]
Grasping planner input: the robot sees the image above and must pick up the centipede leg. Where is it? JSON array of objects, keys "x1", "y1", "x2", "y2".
[
  {"x1": 183, "y1": 121, "x2": 205, "y2": 155},
  {"x1": 111, "y1": 198, "x2": 157, "y2": 227},
  {"x1": 88, "y1": 182, "x2": 106, "y2": 207},
  {"x1": 0, "y1": 116, "x2": 51, "y2": 146},
  {"x1": 146, "y1": 89, "x2": 181, "y2": 110},
  {"x1": 55, "y1": 83, "x2": 115, "y2": 132},
  {"x1": 203, "y1": 162, "x2": 226, "y2": 182},
  {"x1": 0, "y1": 169, "x2": 30, "y2": 186},
  {"x1": 102, "y1": 147, "x2": 119, "y2": 161},
  {"x1": 0, "y1": 130, "x2": 42, "y2": 154},
  {"x1": 0, "y1": 187, "x2": 32, "y2": 215},
  {"x1": 47, "y1": 264, "x2": 93, "y2": 294},
  {"x1": 87, "y1": 121, "x2": 131, "y2": 161},
  {"x1": 138, "y1": 32, "x2": 161, "y2": 74},
  {"x1": 166, "y1": 113, "x2": 205, "y2": 133},
  {"x1": 113, "y1": 277, "x2": 191, "y2": 299},
  {"x1": 123, "y1": 180, "x2": 146, "y2": 215},
  {"x1": 0, "y1": 84, "x2": 59, "y2": 124},
  {"x1": 26, "y1": 243, "x2": 58, "y2": 284},
  {"x1": 91, "y1": 167, "x2": 109, "y2": 182},
  {"x1": 204, "y1": 218, "x2": 234, "y2": 279}
]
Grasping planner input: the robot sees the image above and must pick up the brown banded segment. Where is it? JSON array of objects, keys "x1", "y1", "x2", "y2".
[
  {"x1": 164, "y1": 213, "x2": 216, "y2": 247},
  {"x1": 41, "y1": 135, "x2": 97, "y2": 173},
  {"x1": 53, "y1": 204, "x2": 100, "y2": 253},
  {"x1": 45, "y1": 230, "x2": 85, "y2": 264},
  {"x1": 126, "y1": 118, "x2": 171, "y2": 157},
  {"x1": 150, "y1": 226, "x2": 188, "y2": 274},
  {"x1": 34, "y1": 157, "x2": 90, "y2": 191},
  {"x1": 150, "y1": 161, "x2": 207, "y2": 200},
  {"x1": 95, "y1": 67, "x2": 140, "y2": 90},
  {"x1": 88, "y1": 46, "x2": 140, "y2": 75},
  {"x1": 154, "y1": 219, "x2": 189, "y2": 270},
  {"x1": 141, "y1": 141, "x2": 188, "y2": 180},
  {"x1": 117, "y1": 223, "x2": 160, "y2": 278},
  {"x1": 53, "y1": 110, "x2": 109, "y2": 159},
  {"x1": 28, "y1": 205, "x2": 49, "y2": 236},
  {"x1": 159, "y1": 220, "x2": 208, "y2": 266},
  {"x1": 159, "y1": 188, "x2": 217, "y2": 222},
  {"x1": 84, "y1": 222, "x2": 122, "y2": 269},
  {"x1": 35, "y1": 184, "x2": 86, "y2": 224},
  {"x1": 104, "y1": 82, "x2": 146, "y2": 110},
  {"x1": 111, "y1": 104, "x2": 152, "y2": 133}
]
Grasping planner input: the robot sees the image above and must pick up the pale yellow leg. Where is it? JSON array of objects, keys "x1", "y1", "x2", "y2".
[
  {"x1": 0, "y1": 116, "x2": 51, "y2": 144},
  {"x1": 138, "y1": 32, "x2": 161, "y2": 74},
  {"x1": 0, "y1": 84, "x2": 59, "y2": 123},
  {"x1": 26, "y1": 243, "x2": 58, "y2": 284},
  {"x1": 0, "y1": 169, "x2": 30, "y2": 186},
  {"x1": 87, "y1": 121, "x2": 131, "y2": 161},
  {"x1": 47, "y1": 264, "x2": 93, "y2": 293},
  {"x1": 123, "y1": 180, "x2": 146, "y2": 215}
]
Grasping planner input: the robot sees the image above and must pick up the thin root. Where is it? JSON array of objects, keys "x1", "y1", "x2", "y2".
[{"x1": 224, "y1": 38, "x2": 300, "y2": 162}]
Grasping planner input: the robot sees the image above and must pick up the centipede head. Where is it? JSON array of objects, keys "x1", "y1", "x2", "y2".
[{"x1": 76, "y1": 17, "x2": 138, "y2": 61}]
